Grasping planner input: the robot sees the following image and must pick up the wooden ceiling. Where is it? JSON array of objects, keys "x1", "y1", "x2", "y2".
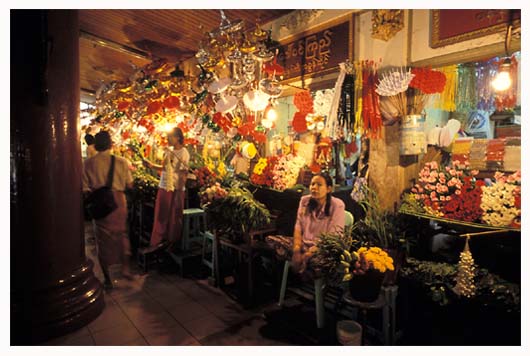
[{"x1": 79, "y1": 9, "x2": 294, "y2": 102}]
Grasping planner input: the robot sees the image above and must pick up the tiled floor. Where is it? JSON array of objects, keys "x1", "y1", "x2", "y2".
[{"x1": 42, "y1": 223, "x2": 302, "y2": 346}]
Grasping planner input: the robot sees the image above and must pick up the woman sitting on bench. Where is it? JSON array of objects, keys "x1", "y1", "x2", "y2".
[{"x1": 267, "y1": 172, "x2": 345, "y2": 276}]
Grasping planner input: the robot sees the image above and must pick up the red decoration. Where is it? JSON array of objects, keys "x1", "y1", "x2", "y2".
[
  {"x1": 293, "y1": 91, "x2": 314, "y2": 114},
  {"x1": 252, "y1": 131, "x2": 267, "y2": 143},
  {"x1": 309, "y1": 162, "x2": 321, "y2": 174},
  {"x1": 263, "y1": 57, "x2": 285, "y2": 76},
  {"x1": 291, "y1": 111, "x2": 308, "y2": 133},
  {"x1": 146, "y1": 101, "x2": 162, "y2": 115},
  {"x1": 163, "y1": 95, "x2": 180, "y2": 110},
  {"x1": 117, "y1": 101, "x2": 130, "y2": 111},
  {"x1": 409, "y1": 67, "x2": 447, "y2": 94}
]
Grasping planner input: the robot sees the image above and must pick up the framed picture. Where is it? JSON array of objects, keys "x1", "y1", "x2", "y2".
[{"x1": 430, "y1": 9, "x2": 520, "y2": 48}]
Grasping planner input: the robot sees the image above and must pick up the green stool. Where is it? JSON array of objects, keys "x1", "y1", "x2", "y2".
[{"x1": 181, "y1": 208, "x2": 207, "y2": 251}]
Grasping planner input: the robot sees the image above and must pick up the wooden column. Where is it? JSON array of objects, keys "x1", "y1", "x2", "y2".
[{"x1": 10, "y1": 10, "x2": 104, "y2": 344}]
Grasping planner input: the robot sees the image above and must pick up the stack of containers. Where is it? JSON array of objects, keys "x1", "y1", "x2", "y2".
[
  {"x1": 468, "y1": 138, "x2": 488, "y2": 170},
  {"x1": 503, "y1": 137, "x2": 521, "y2": 172}
]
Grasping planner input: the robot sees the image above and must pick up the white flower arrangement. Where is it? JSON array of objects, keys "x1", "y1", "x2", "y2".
[{"x1": 480, "y1": 171, "x2": 521, "y2": 227}]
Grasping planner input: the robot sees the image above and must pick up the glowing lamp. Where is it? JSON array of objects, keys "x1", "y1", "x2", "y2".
[{"x1": 491, "y1": 58, "x2": 512, "y2": 92}]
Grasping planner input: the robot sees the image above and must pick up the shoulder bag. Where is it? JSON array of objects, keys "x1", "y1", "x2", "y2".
[{"x1": 86, "y1": 155, "x2": 118, "y2": 220}]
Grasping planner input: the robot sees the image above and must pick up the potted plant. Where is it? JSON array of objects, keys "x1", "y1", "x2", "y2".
[{"x1": 339, "y1": 246, "x2": 395, "y2": 302}]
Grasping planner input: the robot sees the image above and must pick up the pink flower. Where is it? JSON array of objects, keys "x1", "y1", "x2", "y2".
[
  {"x1": 449, "y1": 169, "x2": 457, "y2": 176},
  {"x1": 455, "y1": 190, "x2": 461, "y2": 195},
  {"x1": 471, "y1": 170, "x2": 479, "y2": 176}
]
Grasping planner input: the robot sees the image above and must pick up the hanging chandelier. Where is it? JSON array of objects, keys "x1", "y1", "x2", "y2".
[{"x1": 195, "y1": 10, "x2": 284, "y2": 129}]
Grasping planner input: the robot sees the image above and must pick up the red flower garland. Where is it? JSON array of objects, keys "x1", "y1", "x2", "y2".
[{"x1": 409, "y1": 68, "x2": 446, "y2": 94}]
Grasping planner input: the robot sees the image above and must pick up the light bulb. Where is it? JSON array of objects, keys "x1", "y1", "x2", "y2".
[
  {"x1": 265, "y1": 107, "x2": 277, "y2": 121},
  {"x1": 492, "y1": 58, "x2": 513, "y2": 92}
]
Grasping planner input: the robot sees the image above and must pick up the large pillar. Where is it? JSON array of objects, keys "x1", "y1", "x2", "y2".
[{"x1": 10, "y1": 10, "x2": 104, "y2": 345}]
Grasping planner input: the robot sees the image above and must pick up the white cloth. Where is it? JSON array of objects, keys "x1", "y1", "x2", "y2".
[
  {"x1": 159, "y1": 147, "x2": 190, "y2": 191},
  {"x1": 83, "y1": 150, "x2": 133, "y2": 192}
]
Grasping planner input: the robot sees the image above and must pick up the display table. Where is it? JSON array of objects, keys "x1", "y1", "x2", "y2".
[{"x1": 213, "y1": 223, "x2": 277, "y2": 305}]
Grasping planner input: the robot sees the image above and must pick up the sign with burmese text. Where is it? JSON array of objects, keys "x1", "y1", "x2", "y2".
[{"x1": 278, "y1": 17, "x2": 352, "y2": 82}]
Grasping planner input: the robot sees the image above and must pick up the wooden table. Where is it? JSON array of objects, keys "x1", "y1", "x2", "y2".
[{"x1": 213, "y1": 225, "x2": 277, "y2": 305}]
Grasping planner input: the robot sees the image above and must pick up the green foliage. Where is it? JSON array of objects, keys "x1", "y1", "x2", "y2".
[
  {"x1": 401, "y1": 257, "x2": 520, "y2": 311},
  {"x1": 205, "y1": 186, "x2": 271, "y2": 241},
  {"x1": 399, "y1": 192, "x2": 425, "y2": 215},
  {"x1": 354, "y1": 185, "x2": 408, "y2": 249},
  {"x1": 127, "y1": 169, "x2": 159, "y2": 204},
  {"x1": 313, "y1": 228, "x2": 354, "y2": 285}
]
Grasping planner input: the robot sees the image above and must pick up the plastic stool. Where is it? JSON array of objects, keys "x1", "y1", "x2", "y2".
[
  {"x1": 182, "y1": 208, "x2": 207, "y2": 251},
  {"x1": 278, "y1": 260, "x2": 326, "y2": 328}
]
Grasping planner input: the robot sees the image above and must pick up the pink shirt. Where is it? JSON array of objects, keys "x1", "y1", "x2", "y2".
[{"x1": 295, "y1": 195, "x2": 345, "y2": 246}]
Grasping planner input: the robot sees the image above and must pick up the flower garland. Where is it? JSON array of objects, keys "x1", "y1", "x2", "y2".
[
  {"x1": 480, "y1": 171, "x2": 521, "y2": 227},
  {"x1": 271, "y1": 154, "x2": 306, "y2": 191}
]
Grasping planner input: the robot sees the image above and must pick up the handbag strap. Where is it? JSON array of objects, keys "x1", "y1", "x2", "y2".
[{"x1": 106, "y1": 155, "x2": 115, "y2": 188}]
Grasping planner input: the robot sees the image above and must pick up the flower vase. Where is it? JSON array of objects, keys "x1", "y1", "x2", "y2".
[{"x1": 348, "y1": 269, "x2": 385, "y2": 303}]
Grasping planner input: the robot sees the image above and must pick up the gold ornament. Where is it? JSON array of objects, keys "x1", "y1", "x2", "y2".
[
  {"x1": 454, "y1": 236, "x2": 476, "y2": 298},
  {"x1": 371, "y1": 10, "x2": 404, "y2": 42}
]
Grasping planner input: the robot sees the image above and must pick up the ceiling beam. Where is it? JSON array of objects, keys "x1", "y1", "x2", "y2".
[{"x1": 79, "y1": 30, "x2": 153, "y2": 61}]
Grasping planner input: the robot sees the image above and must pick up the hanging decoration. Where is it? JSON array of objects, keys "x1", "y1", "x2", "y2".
[
  {"x1": 475, "y1": 59, "x2": 497, "y2": 112},
  {"x1": 195, "y1": 10, "x2": 284, "y2": 135},
  {"x1": 456, "y1": 64, "x2": 478, "y2": 113},
  {"x1": 405, "y1": 67, "x2": 446, "y2": 117},
  {"x1": 291, "y1": 90, "x2": 314, "y2": 133},
  {"x1": 453, "y1": 236, "x2": 476, "y2": 298},
  {"x1": 361, "y1": 60, "x2": 383, "y2": 138},
  {"x1": 431, "y1": 65, "x2": 457, "y2": 112}
]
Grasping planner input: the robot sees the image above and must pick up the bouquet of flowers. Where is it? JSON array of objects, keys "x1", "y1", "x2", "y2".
[
  {"x1": 443, "y1": 174, "x2": 484, "y2": 222},
  {"x1": 480, "y1": 171, "x2": 521, "y2": 227},
  {"x1": 250, "y1": 156, "x2": 279, "y2": 188},
  {"x1": 199, "y1": 182, "x2": 228, "y2": 206},
  {"x1": 340, "y1": 246, "x2": 394, "y2": 282},
  {"x1": 411, "y1": 160, "x2": 478, "y2": 217},
  {"x1": 194, "y1": 166, "x2": 217, "y2": 189}
]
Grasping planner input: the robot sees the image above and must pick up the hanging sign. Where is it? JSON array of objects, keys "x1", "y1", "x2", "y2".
[{"x1": 278, "y1": 15, "x2": 353, "y2": 83}]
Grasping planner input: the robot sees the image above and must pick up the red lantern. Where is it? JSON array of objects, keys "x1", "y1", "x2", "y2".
[{"x1": 146, "y1": 101, "x2": 162, "y2": 115}]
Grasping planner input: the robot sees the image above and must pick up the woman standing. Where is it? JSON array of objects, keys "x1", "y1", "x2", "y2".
[
  {"x1": 83, "y1": 131, "x2": 134, "y2": 288},
  {"x1": 143, "y1": 127, "x2": 190, "y2": 252}
]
